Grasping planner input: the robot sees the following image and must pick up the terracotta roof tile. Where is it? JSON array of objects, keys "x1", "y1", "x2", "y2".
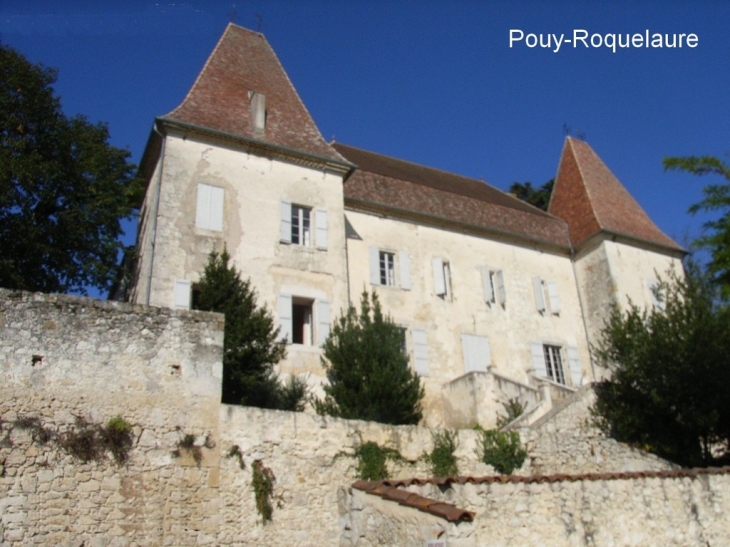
[
  {"x1": 353, "y1": 466, "x2": 730, "y2": 522},
  {"x1": 550, "y1": 137, "x2": 683, "y2": 252},
  {"x1": 163, "y1": 24, "x2": 344, "y2": 163},
  {"x1": 334, "y1": 143, "x2": 572, "y2": 250}
]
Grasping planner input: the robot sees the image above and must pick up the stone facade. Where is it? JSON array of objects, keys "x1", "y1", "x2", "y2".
[
  {"x1": 1, "y1": 289, "x2": 725, "y2": 546},
  {"x1": 128, "y1": 24, "x2": 685, "y2": 427}
]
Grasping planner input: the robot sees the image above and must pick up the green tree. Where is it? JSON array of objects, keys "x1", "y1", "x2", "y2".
[
  {"x1": 0, "y1": 43, "x2": 141, "y2": 294},
  {"x1": 592, "y1": 265, "x2": 730, "y2": 467},
  {"x1": 664, "y1": 155, "x2": 730, "y2": 296},
  {"x1": 194, "y1": 249, "x2": 306, "y2": 410},
  {"x1": 508, "y1": 179, "x2": 554, "y2": 211},
  {"x1": 315, "y1": 291, "x2": 424, "y2": 425}
]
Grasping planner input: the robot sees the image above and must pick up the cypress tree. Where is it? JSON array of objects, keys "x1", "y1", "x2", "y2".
[{"x1": 316, "y1": 291, "x2": 424, "y2": 425}]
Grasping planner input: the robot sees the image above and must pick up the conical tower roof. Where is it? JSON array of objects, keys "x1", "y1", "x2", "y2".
[{"x1": 549, "y1": 137, "x2": 683, "y2": 253}]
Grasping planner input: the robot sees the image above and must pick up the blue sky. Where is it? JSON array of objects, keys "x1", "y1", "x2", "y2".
[{"x1": 2, "y1": 1, "x2": 729, "y2": 284}]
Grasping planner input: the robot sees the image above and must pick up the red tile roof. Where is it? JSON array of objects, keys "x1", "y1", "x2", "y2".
[
  {"x1": 549, "y1": 137, "x2": 683, "y2": 253},
  {"x1": 353, "y1": 466, "x2": 730, "y2": 522},
  {"x1": 162, "y1": 24, "x2": 345, "y2": 164},
  {"x1": 334, "y1": 143, "x2": 572, "y2": 251}
]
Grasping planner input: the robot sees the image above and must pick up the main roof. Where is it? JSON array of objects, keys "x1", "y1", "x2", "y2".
[
  {"x1": 334, "y1": 143, "x2": 572, "y2": 250},
  {"x1": 549, "y1": 138, "x2": 683, "y2": 253},
  {"x1": 162, "y1": 23, "x2": 346, "y2": 164}
]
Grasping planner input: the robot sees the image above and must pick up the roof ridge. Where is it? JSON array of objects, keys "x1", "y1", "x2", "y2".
[{"x1": 335, "y1": 142, "x2": 555, "y2": 219}]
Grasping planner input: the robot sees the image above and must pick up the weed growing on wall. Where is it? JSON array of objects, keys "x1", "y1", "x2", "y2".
[
  {"x1": 496, "y1": 398, "x2": 526, "y2": 428},
  {"x1": 171, "y1": 430, "x2": 215, "y2": 466},
  {"x1": 252, "y1": 460, "x2": 276, "y2": 523},
  {"x1": 424, "y1": 429, "x2": 459, "y2": 477},
  {"x1": 353, "y1": 441, "x2": 405, "y2": 481},
  {"x1": 12, "y1": 414, "x2": 136, "y2": 465},
  {"x1": 227, "y1": 444, "x2": 245, "y2": 470},
  {"x1": 475, "y1": 427, "x2": 527, "y2": 475}
]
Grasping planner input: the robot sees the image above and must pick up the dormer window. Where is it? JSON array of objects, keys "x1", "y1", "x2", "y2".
[{"x1": 249, "y1": 91, "x2": 266, "y2": 132}]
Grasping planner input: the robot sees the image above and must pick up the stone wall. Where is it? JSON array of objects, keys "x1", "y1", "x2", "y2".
[
  {"x1": 0, "y1": 289, "x2": 224, "y2": 545},
  {"x1": 0, "y1": 289, "x2": 721, "y2": 547},
  {"x1": 342, "y1": 469, "x2": 730, "y2": 546}
]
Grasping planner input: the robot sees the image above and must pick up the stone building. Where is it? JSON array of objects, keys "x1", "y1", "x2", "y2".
[{"x1": 129, "y1": 24, "x2": 684, "y2": 427}]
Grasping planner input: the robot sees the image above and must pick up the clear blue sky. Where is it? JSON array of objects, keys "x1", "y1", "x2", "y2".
[{"x1": 2, "y1": 1, "x2": 729, "y2": 277}]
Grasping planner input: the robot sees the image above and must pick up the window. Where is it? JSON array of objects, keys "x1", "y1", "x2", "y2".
[
  {"x1": 280, "y1": 201, "x2": 328, "y2": 249},
  {"x1": 195, "y1": 184, "x2": 224, "y2": 231},
  {"x1": 369, "y1": 248, "x2": 410, "y2": 289},
  {"x1": 530, "y1": 342, "x2": 582, "y2": 387},
  {"x1": 532, "y1": 276, "x2": 561, "y2": 315},
  {"x1": 543, "y1": 345, "x2": 565, "y2": 384},
  {"x1": 411, "y1": 327, "x2": 429, "y2": 376},
  {"x1": 432, "y1": 258, "x2": 452, "y2": 299},
  {"x1": 461, "y1": 334, "x2": 491, "y2": 373},
  {"x1": 380, "y1": 251, "x2": 396, "y2": 286},
  {"x1": 174, "y1": 279, "x2": 191, "y2": 310},
  {"x1": 278, "y1": 295, "x2": 330, "y2": 346},
  {"x1": 480, "y1": 267, "x2": 506, "y2": 305},
  {"x1": 291, "y1": 206, "x2": 311, "y2": 246}
]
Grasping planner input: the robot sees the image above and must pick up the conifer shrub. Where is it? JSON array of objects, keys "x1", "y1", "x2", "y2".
[{"x1": 315, "y1": 290, "x2": 424, "y2": 425}]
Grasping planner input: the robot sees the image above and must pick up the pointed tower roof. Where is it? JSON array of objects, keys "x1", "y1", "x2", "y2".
[
  {"x1": 161, "y1": 24, "x2": 347, "y2": 165},
  {"x1": 549, "y1": 137, "x2": 683, "y2": 253}
]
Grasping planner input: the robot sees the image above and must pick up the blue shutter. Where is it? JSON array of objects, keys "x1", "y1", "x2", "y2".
[
  {"x1": 315, "y1": 208, "x2": 328, "y2": 250},
  {"x1": 280, "y1": 200, "x2": 292, "y2": 243},
  {"x1": 399, "y1": 251, "x2": 411, "y2": 290}
]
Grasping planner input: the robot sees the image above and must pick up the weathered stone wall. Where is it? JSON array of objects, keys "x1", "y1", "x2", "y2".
[
  {"x1": 343, "y1": 469, "x2": 730, "y2": 546},
  {"x1": 0, "y1": 289, "x2": 224, "y2": 545},
  {"x1": 0, "y1": 289, "x2": 720, "y2": 547},
  {"x1": 517, "y1": 386, "x2": 674, "y2": 475}
]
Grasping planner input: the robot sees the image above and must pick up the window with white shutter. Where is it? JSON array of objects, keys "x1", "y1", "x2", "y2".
[
  {"x1": 481, "y1": 267, "x2": 506, "y2": 305},
  {"x1": 411, "y1": 327, "x2": 429, "y2": 376},
  {"x1": 370, "y1": 248, "x2": 409, "y2": 289},
  {"x1": 533, "y1": 276, "x2": 546, "y2": 312},
  {"x1": 174, "y1": 280, "x2": 191, "y2": 310},
  {"x1": 432, "y1": 258, "x2": 452, "y2": 299},
  {"x1": 195, "y1": 184, "x2": 224, "y2": 231},
  {"x1": 461, "y1": 334, "x2": 491, "y2": 373}
]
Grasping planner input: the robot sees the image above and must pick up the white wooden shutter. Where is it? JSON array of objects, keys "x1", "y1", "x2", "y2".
[
  {"x1": 432, "y1": 258, "x2": 446, "y2": 296},
  {"x1": 399, "y1": 251, "x2": 411, "y2": 290},
  {"x1": 546, "y1": 281, "x2": 561, "y2": 315},
  {"x1": 533, "y1": 276, "x2": 546, "y2": 312},
  {"x1": 411, "y1": 327, "x2": 429, "y2": 376},
  {"x1": 195, "y1": 184, "x2": 223, "y2": 231},
  {"x1": 531, "y1": 342, "x2": 547, "y2": 378},
  {"x1": 567, "y1": 346, "x2": 582, "y2": 387},
  {"x1": 174, "y1": 280, "x2": 191, "y2": 310},
  {"x1": 315, "y1": 208, "x2": 328, "y2": 250},
  {"x1": 369, "y1": 247, "x2": 380, "y2": 285},
  {"x1": 279, "y1": 200, "x2": 292, "y2": 243},
  {"x1": 480, "y1": 266, "x2": 494, "y2": 303},
  {"x1": 462, "y1": 334, "x2": 491, "y2": 373},
  {"x1": 495, "y1": 269, "x2": 506, "y2": 305},
  {"x1": 278, "y1": 294, "x2": 293, "y2": 342},
  {"x1": 317, "y1": 300, "x2": 331, "y2": 345}
]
